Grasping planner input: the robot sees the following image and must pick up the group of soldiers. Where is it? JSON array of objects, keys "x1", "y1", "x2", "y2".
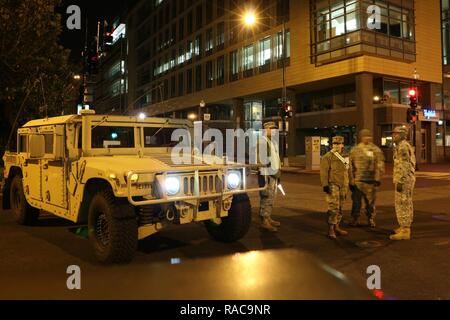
[
  {"x1": 320, "y1": 127, "x2": 416, "y2": 241},
  {"x1": 256, "y1": 122, "x2": 417, "y2": 242}
]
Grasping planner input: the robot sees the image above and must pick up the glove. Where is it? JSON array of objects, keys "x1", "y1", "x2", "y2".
[
  {"x1": 349, "y1": 185, "x2": 356, "y2": 192},
  {"x1": 396, "y1": 183, "x2": 403, "y2": 193},
  {"x1": 374, "y1": 181, "x2": 381, "y2": 187},
  {"x1": 323, "y1": 186, "x2": 331, "y2": 194}
]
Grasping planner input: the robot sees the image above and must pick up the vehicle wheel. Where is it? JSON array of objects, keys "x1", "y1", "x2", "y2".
[
  {"x1": 204, "y1": 194, "x2": 252, "y2": 243},
  {"x1": 10, "y1": 175, "x2": 39, "y2": 225},
  {"x1": 88, "y1": 189, "x2": 138, "y2": 263}
]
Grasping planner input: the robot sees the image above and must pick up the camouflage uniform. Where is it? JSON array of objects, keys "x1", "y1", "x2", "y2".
[
  {"x1": 349, "y1": 142, "x2": 385, "y2": 222},
  {"x1": 258, "y1": 123, "x2": 281, "y2": 221},
  {"x1": 393, "y1": 139, "x2": 416, "y2": 228},
  {"x1": 320, "y1": 142, "x2": 349, "y2": 226}
]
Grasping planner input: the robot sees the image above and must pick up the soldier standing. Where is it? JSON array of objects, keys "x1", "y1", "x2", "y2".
[
  {"x1": 390, "y1": 126, "x2": 416, "y2": 241},
  {"x1": 320, "y1": 136, "x2": 349, "y2": 240},
  {"x1": 258, "y1": 122, "x2": 282, "y2": 232},
  {"x1": 349, "y1": 129, "x2": 385, "y2": 228}
]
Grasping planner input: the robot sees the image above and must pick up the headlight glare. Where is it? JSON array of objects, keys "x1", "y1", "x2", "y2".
[
  {"x1": 165, "y1": 176, "x2": 181, "y2": 196},
  {"x1": 227, "y1": 171, "x2": 241, "y2": 190}
]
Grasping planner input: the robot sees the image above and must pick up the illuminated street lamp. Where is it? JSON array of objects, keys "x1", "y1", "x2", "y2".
[
  {"x1": 73, "y1": 74, "x2": 82, "y2": 81},
  {"x1": 243, "y1": 11, "x2": 256, "y2": 27}
]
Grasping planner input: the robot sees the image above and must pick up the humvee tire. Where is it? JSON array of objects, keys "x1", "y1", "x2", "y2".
[
  {"x1": 88, "y1": 189, "x2": 138, "y2": 263},
  {"x1": 10, "y1": 175, "x2": 40, "y2": 225},
  {"x1": 204, "y1": 194, "x2": 252, "y2": 243}
]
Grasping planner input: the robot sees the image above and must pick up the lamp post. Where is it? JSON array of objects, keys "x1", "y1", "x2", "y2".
[{"x1": 243, "y1": 9, "x2": 289, "y2": 165}]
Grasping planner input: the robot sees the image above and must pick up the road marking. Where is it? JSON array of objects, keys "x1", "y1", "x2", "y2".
[{"x1": 415, "y1": 172, "x2": 450, "y2": 181}]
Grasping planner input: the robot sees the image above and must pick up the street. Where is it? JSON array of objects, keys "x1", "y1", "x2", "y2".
[{"x1": 1, "y1": 169, "x2": 449, "y2": 300}]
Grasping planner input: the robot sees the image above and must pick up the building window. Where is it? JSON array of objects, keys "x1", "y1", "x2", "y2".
[
  {"x1": 243, "y1": 44, "x2": 254, "y2": 77},
  {"x1": 187, "y1": 11, "x2": 193, "y2": 34},
  {"x1": 217, "y1": 55, "x2": 225, "y2": 85},
  {"x1": 311, "y1": 0, "x2": 415, "y2": 65},
  {"x1": 178, "y1": 72, "x2": 184, "y2": 96},
  {"x1": 276, "y1": 0, "x2": 290, "y2": 25},
  {"x1": 179, "y1": 17, "x2": 185, "y2": 40},
  {"x1": 217, "y1": 0, "x2": 225, "y2": 17},
  {"x1": 275, "y1": 30, "x2": 291, "y2": 60},
  {"x1": 186, "y1": 68, "x2": 193, "y2": 93},
  {"x1": 217, "y1": 22, "x2": 225, "y2": 49},
  {"x1": 258, "y1": 37, "x2": 271, "y2": 72},
  {"x1": 170, "y1": 75, "x2": 176, "y2": 98},
  {"x1": 206, "y1": 60, "x2": 214, "y2": 88},
  {"x1": 195, "y1": 34, "x2": 202, "y2": 58},
  {"x1": 195, "y1": 64, "x2": 202, "y2": 91},
  {"x1": 230, "y1": 50, "x2": 239, "y2": 82},
  {"x1": 298, "y1": 84, "x2": 356, "y2": 113},
  {"x1": 196, "y1": 4, "x2": 203, "y2": 31},
  {"x1": 186, "y1": 40, "x2": 193, "y2": 62},
  {"x1": 206, "y1": 0, "x2": 213, "y2": 25},
  {"x1": 206, "y1": 28, "x2": 214, "y2": 53},
  {"x1": 443, "y1": 0, "x2": 450, "y2": 65}
]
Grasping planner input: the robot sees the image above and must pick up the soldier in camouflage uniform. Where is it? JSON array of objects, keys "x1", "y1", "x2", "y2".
[
  {"x1": 390, "y1": 126, "x2": 416, "y2": 241},
  {"x1": 320, "y1": 136, "x2": 350, "y2": 240},
  {"x1": 349, "y1": 129, "x2": 385, "y2": 228},
  {"x1": 258, "y1": 122, "x2": 282, "y2": 233}
]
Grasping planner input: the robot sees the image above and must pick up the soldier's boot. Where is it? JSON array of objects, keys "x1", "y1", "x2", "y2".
[
  {"x1": 369, "y1": 218, "x2": 376, "y2": 228},
  {"x1": 268, "y1": 217, "x2": 281, "y2": 227},
  {"x1": 393, "y1": 226, "x2": 402, "y2": 234},
  {"x1": 349, "y1": 217, "x2": 360, "y2": 227},
  {"x1": 328, "y1": 225, "x2": 337, "y2": 240},
  {"x1": 260, "y1": 218, "x2": 278, "y2": 232},
  {"x1": 335, "y1": 224, "x2": 349, "y2": 236},
  {"x1": 390, "y1": 227, "x2": 411, "y2": 241}
]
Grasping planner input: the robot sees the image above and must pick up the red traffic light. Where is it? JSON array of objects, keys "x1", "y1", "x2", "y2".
[{"x1": 408, "y1": 88, "x2": 417, "y2": 98}]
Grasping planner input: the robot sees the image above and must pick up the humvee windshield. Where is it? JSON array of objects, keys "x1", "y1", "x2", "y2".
[
  {"x1": 92, "y1": 126, "x2": 135, "y2": 148},
  {"x1": 144, "y1": 127, "x2": 185, "y2": 148}
]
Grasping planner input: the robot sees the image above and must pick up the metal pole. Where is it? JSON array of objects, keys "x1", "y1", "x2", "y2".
[{"x1": 281, "y1": 16, "x2": 287, "y2": 164}]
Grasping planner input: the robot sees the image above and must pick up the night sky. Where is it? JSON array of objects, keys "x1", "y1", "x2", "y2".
[{"x1": 57, "y1": 0, "x2": 130, "y2": 62}]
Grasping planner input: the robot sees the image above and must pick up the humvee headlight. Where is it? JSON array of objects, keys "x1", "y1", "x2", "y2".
[
  {"x1": 130, "y1": 173, "x2": 139, "y2": 183},
  {"x1": 226, "y1": 171, "x2": 241, "y2": 190},
  {"x1": 165, "y1": 177, "x2": 181, "y2": 196},
  {"x1": 109, "y1": 173, "x2": 117, "y2": 180}
]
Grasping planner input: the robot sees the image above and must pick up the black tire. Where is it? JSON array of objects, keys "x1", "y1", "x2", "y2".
[
  {"x1": 87, "y1": 189, "x2": 138, "y2": 264},
  {"x1": 9, "y1": 175, "x2": 39, "y2": 225},
  {"x1": 204, "y1": 194, "x2": 252, "y2": 243}
]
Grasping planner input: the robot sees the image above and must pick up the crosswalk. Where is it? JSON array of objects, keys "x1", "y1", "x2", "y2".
[{"x1": 414, "y1": 172, "x2": 450, "y2": 181}]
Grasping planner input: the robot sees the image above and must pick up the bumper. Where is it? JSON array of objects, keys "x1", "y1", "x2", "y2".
[{"x1": 126, "y1": 167, "x2": 266, "y2": 207}]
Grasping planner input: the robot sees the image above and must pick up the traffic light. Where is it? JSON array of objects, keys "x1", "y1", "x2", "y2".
[
  {"x1": 87, "y1": 52, "x2": 99, "y2": 74},
  {"x1": 104, "y1": 25, "x2": 114, "y2": 52},
  {"x1": 285, "y1": 102, "x2": 293, "y2": 119},
  {"x1": 280, "y1": 102, "x2": 293, "y2": 119},
  {"x1": 408, "y1": 88, "x2": 418, "y2": 109},
  {"x1": 407, "y1": 108, "x2": 417, "y2": 124}
]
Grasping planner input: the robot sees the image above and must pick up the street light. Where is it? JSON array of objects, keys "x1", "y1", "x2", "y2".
[
  {"x1": 243, "y1": 11, "x2": 257, "y2": 27},
  {"x1": 73, "y1": 74, "x2": 82, "y2": 81}
]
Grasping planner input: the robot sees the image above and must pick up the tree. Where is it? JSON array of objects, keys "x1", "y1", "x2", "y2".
[{"x1": 0, "y1": 0, "x2": 78, "y2": 153}]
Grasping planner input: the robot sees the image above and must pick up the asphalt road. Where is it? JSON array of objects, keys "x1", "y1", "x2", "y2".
[{"x1": 1, "y1": 171, "x2": 450, "y2": 300}]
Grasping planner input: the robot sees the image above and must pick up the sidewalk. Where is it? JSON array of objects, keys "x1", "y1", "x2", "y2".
[{"x1": 281, "y1": 162, "x2": 450, "y2": 175}]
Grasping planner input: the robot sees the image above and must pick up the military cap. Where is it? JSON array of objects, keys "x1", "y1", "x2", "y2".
[
  {"x1": 332, "y1": 136, "x2": 345, "y2": 144},
  {"x1": 392, "y1": 126, "x2": 409, "y2": 134},
  {"x1": 263, "y1": 122, "x2": 278, "y2": 130},
  {"x1": 359, "y1": 129, "x2": 372, "y2": 138}
]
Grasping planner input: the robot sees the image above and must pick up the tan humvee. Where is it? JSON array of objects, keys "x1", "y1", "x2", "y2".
[{"x1": 2, "y1": 110, "x2": 264, "y2": 263}]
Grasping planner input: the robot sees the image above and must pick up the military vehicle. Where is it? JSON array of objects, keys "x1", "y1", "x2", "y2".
[{"x1": 2, "y1": 110, "x2": 265, "y2": 263}]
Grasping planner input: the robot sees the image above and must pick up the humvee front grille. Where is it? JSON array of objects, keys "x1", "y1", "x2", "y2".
[{"x1": 182, "y1": 173, "x2": 225, "y2": 195}]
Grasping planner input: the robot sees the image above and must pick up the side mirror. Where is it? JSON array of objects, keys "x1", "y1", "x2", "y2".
[{"x1": 29, "y1": 135, "x2": 45, "y2": 158}]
